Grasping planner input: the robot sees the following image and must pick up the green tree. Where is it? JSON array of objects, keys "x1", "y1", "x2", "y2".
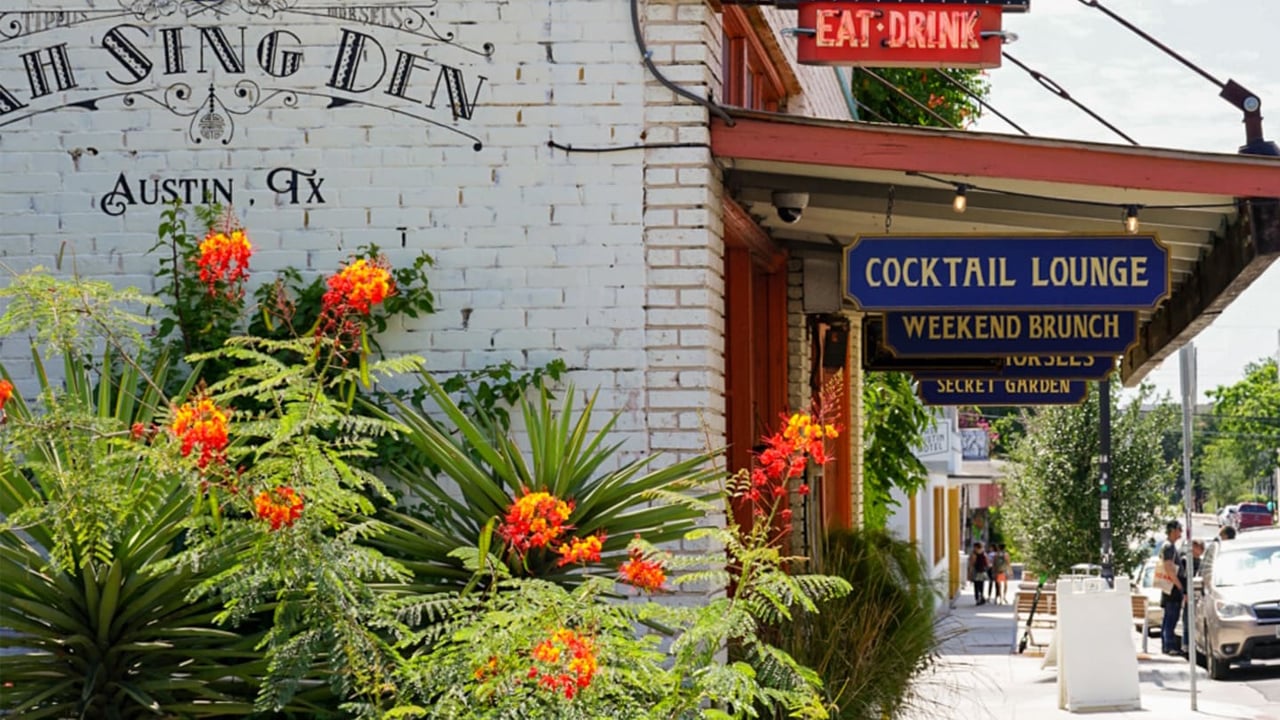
[
  {"x1": 1203, "y1": 357, "x2": 1280, "y2": 491},
  {"x1": 1199, "y1": 443, "x2": 1251, "y2": 511},
  {"x1": 1002, "y1": 384, "x2": 1178, "y2": 576},
  {"x1": 862, "y1": 372, "x2": 932, "y2": 529},
  {"x1": 848, "y1": 68, "x2": 988, "y2": 128}
]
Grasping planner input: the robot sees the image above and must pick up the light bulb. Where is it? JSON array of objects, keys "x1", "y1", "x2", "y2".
[
  {"x1": 953, "y1": 185, "x2": 968, "y2": 214},
  {"x1": 1124, "y1": 205, "x2": 1140, "y2": 234}
]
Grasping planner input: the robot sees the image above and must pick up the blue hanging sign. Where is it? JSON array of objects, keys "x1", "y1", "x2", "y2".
[
  {"x1": 916, "y1": 355, "x2": 1115, "y2": 381},
  {"x1": 843, "y1": 234, "x2": 1170, "y2": 310},
  {"x1": 918, "y1": 378, "x2": 1090, "y2": 406},
  {"x1": 882, "y1": 311, "x2": 1139, "y2": 357}
]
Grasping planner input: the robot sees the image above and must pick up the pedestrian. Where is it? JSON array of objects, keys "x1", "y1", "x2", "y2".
[
  {"x1": 1180, "y1": 539, "x2": 1204, "y2": 654},
  {"x1": 992, "y1": 543, "x2": 1010, "y2": 604},
  {"x1": 969, "y1": 541, "x2": 988, "y2": 606},
  {"x1": 1218, "y1": 525, "x2": 1236, "y2": 541},
  {"x1": 1158, "y1": 520, "x2": 1185, "y2": 655},
  {"x1": 985, "y1": 545, "x2": 996, "y2": 601}
]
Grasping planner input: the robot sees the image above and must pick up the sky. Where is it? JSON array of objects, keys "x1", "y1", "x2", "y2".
[{"x1": 970, "y1": 0, "x2": 1280, "y2": 402}]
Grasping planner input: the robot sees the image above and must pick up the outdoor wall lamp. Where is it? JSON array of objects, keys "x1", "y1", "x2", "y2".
[{"x1": 1124, "y1": 205, "x2": 1140, "y2": 234}]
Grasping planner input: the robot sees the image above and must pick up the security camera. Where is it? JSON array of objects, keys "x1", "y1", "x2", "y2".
[{"x1": 771, "y1": 191, "x2": 809, "y2": 224}]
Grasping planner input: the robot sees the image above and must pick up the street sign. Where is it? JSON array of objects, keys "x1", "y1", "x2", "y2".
[
  {"x1": 882, "y1": 311, "x2": 1139, "y2": 356},
  {"x1": 843, "y1": 234, "x2": 1170, "y2": 311},
  {"x1": 918, "y1": 378, "x2": 1089, "y2": 406},
  {"x1": 916, "y1": 355, "x2": 1116, "y2": 381},
  {"x1": 797, "y1": 2, "x2": 1005, "y2": 68}
]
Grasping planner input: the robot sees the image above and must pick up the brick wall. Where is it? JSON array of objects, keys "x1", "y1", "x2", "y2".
[
  {"x1": 759, "y1": 6, "x2": 853, "y2": 120},
  {"x1": 0, "y1": 0, "x2": 725, "y2": 465},
  {"x1": 641, "y1": 0, "x2": 727, "y2": 460}
]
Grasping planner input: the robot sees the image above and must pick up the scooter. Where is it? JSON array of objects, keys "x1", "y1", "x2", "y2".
[{"x1": 1017, "y1": 573, "x2": 1048, "y2": 654}]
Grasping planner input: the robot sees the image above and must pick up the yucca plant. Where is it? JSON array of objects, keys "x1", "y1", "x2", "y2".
[
  {"x1": 0, "y1": 345, "x2": 272, "y2": 719},
  {"x1": 368, "y1": 372, "x2": 722, "y2": 589}
]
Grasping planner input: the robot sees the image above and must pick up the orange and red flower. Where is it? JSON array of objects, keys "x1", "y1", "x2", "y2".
[
  {"x1": 170, "y1": 394, "x2": 229, "y2": 469},
  {"x1": 498, "y1": 490, "x2": 574, "y2": 556},
  {"x1": 528, "y1": 628, "x2": 597, "y2": 699},
  {"x1": 555, "y1": 533, "x2": 604, "y2": 566},
  {"x1": 619, "y1": 546, "x2": 666, "y2": 593},
  {"x1": 196, "y1": 229, "x2": 252, "y2": 298},
  {"x1": 254, "y1": 485, "x2": 304, "y2": 530},
  {"x1": 322, "y1": 258, "x2": 394, "y2": 316},
  {"x1": 0, "y1": 379, "x2": 12, "y2": 410}
]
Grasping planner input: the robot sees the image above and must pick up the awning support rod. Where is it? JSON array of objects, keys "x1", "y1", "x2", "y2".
[{"x1": 1076, "y1": 0, "x2": 1276, "y2": 155}]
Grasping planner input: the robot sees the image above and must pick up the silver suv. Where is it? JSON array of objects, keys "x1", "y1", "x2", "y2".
[{"x1": 1195, "y1": 528, "x2": 1280, "y2": 679}]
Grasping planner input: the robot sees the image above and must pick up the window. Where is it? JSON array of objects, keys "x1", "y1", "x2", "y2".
[{"x1": 722, "y1": 6, "x2": 785, "y2": 112}]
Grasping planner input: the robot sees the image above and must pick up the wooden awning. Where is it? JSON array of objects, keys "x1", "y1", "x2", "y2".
[{"x1": 711, "y1": 109, "x2": 1280, "y2": 385}]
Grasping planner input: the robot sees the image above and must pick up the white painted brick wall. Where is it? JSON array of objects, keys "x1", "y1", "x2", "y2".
[
  {"x1": 0, "y1": 0, "x2": 749, "y2": 484},
  {"x1": 760, "y1": 6, "x2": 854, "y2": 121}
]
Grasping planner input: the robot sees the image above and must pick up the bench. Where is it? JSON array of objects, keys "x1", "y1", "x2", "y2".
[
  {"x1": 1011, "y1": 587, "x2": 1057, "y2": 652},
  {"x1": 1129, "y1": 593, "x2": 1151, "y2": 653}
]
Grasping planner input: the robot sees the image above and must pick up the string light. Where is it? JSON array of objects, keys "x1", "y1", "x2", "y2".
[
  {"x1": 1124, "y1": 205, "x2": 1141, "y2": 234},
  {"x1": 952, "y1": 184, "x2": 968, "y2": 214},
  {"x1": 905, "y1": 171, "x2": 1240, "y2": 216}
]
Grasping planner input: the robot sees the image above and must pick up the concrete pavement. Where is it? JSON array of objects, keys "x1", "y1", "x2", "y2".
[{"x1": 901, "y1": 591, "x2": 1279, "y2": 720}]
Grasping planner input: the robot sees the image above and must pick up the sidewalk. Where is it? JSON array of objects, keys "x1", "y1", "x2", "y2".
[{"x1": 901, "y1": 591, "x2": 1279, "y2": 720}]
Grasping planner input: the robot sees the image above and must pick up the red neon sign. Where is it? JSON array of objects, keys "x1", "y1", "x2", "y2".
[{"x1": 796, "y1": 2, "x2": 1005, "y2": 68}]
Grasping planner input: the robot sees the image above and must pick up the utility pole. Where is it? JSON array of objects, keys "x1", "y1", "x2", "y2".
[
  {"x1": 1098, "y1": 379, "x2": 1113, "y2": 588},
  {"x1": 1180, "y1": 344, "x2": 1198, "y2": 710}
]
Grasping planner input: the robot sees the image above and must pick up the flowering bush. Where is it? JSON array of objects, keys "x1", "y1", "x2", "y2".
[
  {"x1": 390, "y1": 390, "x2": 849, "y2": 718},
  {"x1": 255, "y1": 485, "x2": 305, "y2": 530},
  {"x1": 2, "y1": 202, "x2": 851, "y2": 719},
  {"x1": 196, "y1": 226, "x2": 252, "y2": 299},
  {"x1": 498, "y1": 489, "x2": 574, "y2": 558},
  {"x1": 170, "y1": 392, "x2": 231, "y2": 470}
]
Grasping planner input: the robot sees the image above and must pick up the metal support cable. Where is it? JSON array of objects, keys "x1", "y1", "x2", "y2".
[
  {"x1": 856, "y1": 68, "x2": 961, "y2": 130},
  {"x1": 1075, "y1": 0, "x2": 1270, "y2": 151},
  {"x1": 1001, "y1": 52, "x2": 1138, "y2": 146},
  {"x1": 1076, "y1": 0, "x2": 1223, "y2": 88},
  {"x1": 938, "y1": 69, "x2": 1031, "y2": 136}
]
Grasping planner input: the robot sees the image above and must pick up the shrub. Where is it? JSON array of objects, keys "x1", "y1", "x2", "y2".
[{"x1": 775, "y1": 529, "x2": 942, "y2": 720}]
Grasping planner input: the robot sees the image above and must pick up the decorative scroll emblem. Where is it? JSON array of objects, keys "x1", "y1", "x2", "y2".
[
  {"x1": 118, "y1": 0, "x2": 296, "y2": 20},
  {"x1": 0, "y1": 1, "x2": 494, "y2": 149}
]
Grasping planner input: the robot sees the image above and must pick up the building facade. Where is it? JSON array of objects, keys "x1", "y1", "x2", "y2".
[{"x1": 0, "y1": 1, "x2": 870, "y2": 525}]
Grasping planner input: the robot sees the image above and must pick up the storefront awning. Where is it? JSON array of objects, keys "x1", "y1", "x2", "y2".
[{"x1": 711, "y1": 109, "x2": 1280, "y2": 385}]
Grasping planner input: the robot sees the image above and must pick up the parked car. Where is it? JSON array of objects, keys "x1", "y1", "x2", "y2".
[
  {"x1": 1133, "y1": 557, "x2": 1164, "y2": 635},
  {"x1": 1235, "y1": 503, "x2": 1275, "y2": 531},
  {"x1": 1218, "y1": 504, "x2": 1240, "y2": 530},
  {"x1": 1194, "y1": 527, "x2": 1280, "y2": 679}
]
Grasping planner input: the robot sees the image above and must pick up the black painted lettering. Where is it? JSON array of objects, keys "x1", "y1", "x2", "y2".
[
  {"x1": 21, "y1": 44, "x2": 77, "y2": 99},
  {"x1": 99, "y1": 173, "x2": 135, "y2": 217},
  {"x1": 0, "y1": 84, "x2": 28, "y2": 116},
  {"x1": 102, "y1": 24, "x2": 153, "y2": 85},
  {"x1": 327, "y1": 29, "x2": 386, "y2": 93},
  {"x1": 210, "y1": 178, "x2": 234, "y2": 205},
  {"x1": 138, "y1": 178, "x2": 160, "y2": 205},
  {"x1": 161, "y1": 177, "x2": 180, "y2": 202},
  {"x1": 197, "y1": 26, "x2": 246, "y2": 74},
  {"x1": 177, "y1": 178, "x2": 199, "y2": 202},
  {"x1": 160, "y1": 27, "x2": 186, "y2": 75},
  {"x1": 385, "y1": 49, "x2": 433, "y2": 101},
  {"x1": 258, "y1": 30, "x2": 303, "y2": 78},
  {"x1": 427, "y1": 64, "x2": 485, "y2": 120}
]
